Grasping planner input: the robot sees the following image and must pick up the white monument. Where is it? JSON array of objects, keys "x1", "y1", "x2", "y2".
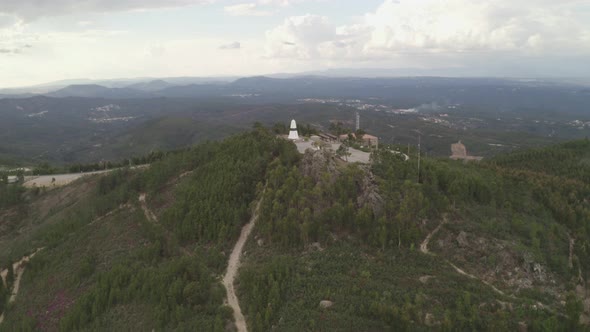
[{"x1": 288, "y1": 119, "x2": 299, "y2": 140}]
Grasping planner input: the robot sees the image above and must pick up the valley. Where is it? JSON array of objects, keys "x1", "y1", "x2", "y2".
[{"x1": 1, "y1": 77, "x2": 589, "y2": 167}]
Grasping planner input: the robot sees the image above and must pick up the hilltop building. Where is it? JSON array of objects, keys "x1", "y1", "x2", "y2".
[
  {"x1": 339, "y1": 133, "x2": 379, "y2": 148},
  {"x1": 450, "y1": 141, "x2": 483, "y2": 161},
  {"x1": 318, "y1": 133, "x2": 338, "y2": 143},
  {"x1": 288, "y1": 119, "x2": 299, "y2": 140}
]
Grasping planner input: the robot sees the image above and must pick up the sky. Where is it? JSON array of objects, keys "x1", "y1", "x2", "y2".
[{"x1": 0, "y1": 0, "x2": 589, "y2": 87}]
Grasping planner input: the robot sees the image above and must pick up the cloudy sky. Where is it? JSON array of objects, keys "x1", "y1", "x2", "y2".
[{"x1": 1, "y1": 0, "x2": 589, "y2": 87}]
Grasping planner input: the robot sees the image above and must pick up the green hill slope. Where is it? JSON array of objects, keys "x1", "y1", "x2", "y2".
[
  {"x1": 0, "y1": 128, "x2": 297, "y2": 331},
  {"x1": 0, "y1": 132, "x2": 588, "y2": 331},
  {"x1": 488, "y1": 139, "x2": 590, "y2": 183},
  {"x1": 237, "y1": 139, "x2": 590, "y2": 331}
]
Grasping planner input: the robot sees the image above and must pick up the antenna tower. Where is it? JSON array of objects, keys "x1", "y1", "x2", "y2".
[{"x1": 417, "y1": 135, "x2": 421, "y2": 183}]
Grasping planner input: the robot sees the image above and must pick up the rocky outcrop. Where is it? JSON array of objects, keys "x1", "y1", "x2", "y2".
[
  {"x1": 356, "y1": 166, "x2": 384, "y2": 215},
  {"x1": 436, "y1": 229, "x2": 561, "y2": 298},
  {"x1": 300, "y1": 149, "x2": 384, "y2": 215},
  {"x1": 300, "y1": 149, "x2": 338, "y2": 183},
  {"x1": 456, "y1": 231, "x2": 469, "y2": 247}
]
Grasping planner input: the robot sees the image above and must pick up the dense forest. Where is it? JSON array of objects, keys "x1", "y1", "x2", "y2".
[
  {"x1": 0, "y1": 127, "x2": 296, "y2": 330},
  {"x1": 0, "y1": 131, "x2": 588, "y2": 331},
  {"x1": 238, "y1": 138, "x2": 590, "y2": 331}
]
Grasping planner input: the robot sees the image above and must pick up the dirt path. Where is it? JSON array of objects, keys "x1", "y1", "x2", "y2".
[
  {"x1": 0, "y1": 248, "x2": 44, "y2": 325},
  {"x1": 223, "y1": 196, "x2": 264, "y2": 332},
  {"x1": 386, "y1": 149, "x2": 410, "y2": 161},
  {"x1": 88, "y1": 204, "x2": 132, "y2": 227},
  {"x1": 139, "y1": 193, "x2": 158, "y2": 223},
  {"x1": 0, "y1": 269, "x2": 6, "y2": 288},
  {"x1": 448, "y1": 262, "x2": 507, "y2": 297},
  {"x1": 420, "y1": 217, "x2": 446, "y2": 254},
  {"x1": 138, "y1": 193, "x2": 192, "y2": 256},
  {"x1": 568, "y1": 233, "x2": 575, "y2": 269},
  {"x1": 418, "y1": 216, "x2": 508, "y2": 298},
  {"x1": 23, "y1": 164, "x2": 149, "y2": 188}
]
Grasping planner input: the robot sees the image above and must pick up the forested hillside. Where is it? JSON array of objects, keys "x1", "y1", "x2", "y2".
[
  {"x1": 489, "y1": 139, "x2": 590, "y2": 182},
  {"x1": 238, "y1": 139, "x2": 590, "y2": 331},
  {"x1": 0, "y1": 127, "x2": 296, "y2": 331},
  {"x1": 0, "y1": 131, "x2": 588, "y2": 331}
]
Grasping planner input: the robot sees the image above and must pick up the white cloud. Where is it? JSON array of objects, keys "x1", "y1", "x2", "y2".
[
  {"x1": 145, "y1": 43, "x2": 166, "y2": 56},
  {"x1": 0, "y1": 18, "x2": 35, "y2": 55},
  {"x1": 2, "y1": 0, "x2": 590, "y2": 86},
  {"x1": 265, "y1": 0, "x2": 590, "y2": 61},
  {"x1": 219, "y1": 41, "x2": 241, "y2": 49},
  {"x1": 0, "y1": 13, "x2": 17, "y2": 28},
  {"x1": 265, "y1": 14, "x2": 336, "y2": 59},
  {"x1": 224, "y1": 3, "x2": 272, "y2": 16},
  {"x1": 224, "y1": 0, "x2": 320, "y2": 16},
  {"x1": 77, "y1": 20, "x2": 94, "y2": 27},
  {"x1": 258, "y1": 0, "x2": 309, "y2": 6},
  {"x1": 0, "y1": 0, "x2": 215, "y2": 21}
]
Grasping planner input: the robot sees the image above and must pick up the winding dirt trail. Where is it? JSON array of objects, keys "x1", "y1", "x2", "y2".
[
  {"x1": 139, "y1": 193, "x2": 158, "y2": 223},
  {"x1": 568, "y1": 233, "x2": 575, "y2": 269},
  {"x1": 223, "y1": 196, "x2": 264, "y2": 332},
  {"x1": 418, "y1": 216, "x2": 509, "y2": 298},
  {"x1": 0, "y1": 248, "x2": 44, "y2": 325},
  {"x1": 420, "y1": 217, "x2": 447, "y2": 254},
  {"x1": 138, "y1": 193, "x2": 192, "y2": 256},
  {"x1": 448, "y1": 262, "x2": 507, "y2": 296},
  {"x1": 88, "y1": 204, "x2": 132, "y2": 227}
]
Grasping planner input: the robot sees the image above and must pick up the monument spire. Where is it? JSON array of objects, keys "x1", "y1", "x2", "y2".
[{"x1": 288, "y1": 119, "x2": 299, "y2": 140}]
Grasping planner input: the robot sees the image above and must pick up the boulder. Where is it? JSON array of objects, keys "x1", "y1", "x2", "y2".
[
  {"x1": 319, "y1": 300, "x2": 334, "y2": 309},
  {"x1": 456, "y1": 231, "x2": 469, "y2": 247},
  {"x1": 425, "y1": 313, "x2": 435, "y2": 326}
]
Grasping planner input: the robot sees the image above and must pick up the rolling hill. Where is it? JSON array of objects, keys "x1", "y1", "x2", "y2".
[{"x1": 0, "y1": 131, "x2": 588, "y2": 330}]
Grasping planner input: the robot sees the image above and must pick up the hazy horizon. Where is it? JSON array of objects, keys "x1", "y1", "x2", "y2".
[
  {"x1": 4, "y1": 70, "x2": 590, "y2": 90},
  {"x1": 1, "y1": 0, "x2": 590, "y2": 88}
]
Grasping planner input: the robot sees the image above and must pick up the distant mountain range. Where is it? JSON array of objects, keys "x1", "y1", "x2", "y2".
[
  {"x1": 48, "y1": 84, "x2": 150, "y2": 99},
  {"x1": 2, "y1": 72, "x2": 589, "y2": 98}
]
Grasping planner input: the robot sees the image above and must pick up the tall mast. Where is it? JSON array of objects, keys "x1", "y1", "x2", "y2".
[{"x1": 417, "y1": 134, "x2": 421, "y2": 183}]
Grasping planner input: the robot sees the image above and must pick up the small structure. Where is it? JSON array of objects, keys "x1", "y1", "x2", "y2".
[
  {"x1": 362, "y1": 134, "x2": 379, "y2": 147},
  {"x1": 451, "y1": 141, "x2": 467, "y2": 157},
  {"x1": 288, "y1": 119, "x2": 299, "y2": 140},
  {"x1": 339, "y1": 133, "x2": 379, "y2": 148},
  {"x1": 7, "y1": 176, "x2": 18, "y2": 184},
  {"x1": 318, "y1": 133, "x2": 338, "y2": 143},
  {"x1": 450, "y1": 141, "x2": 483, "y2": 161}
]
